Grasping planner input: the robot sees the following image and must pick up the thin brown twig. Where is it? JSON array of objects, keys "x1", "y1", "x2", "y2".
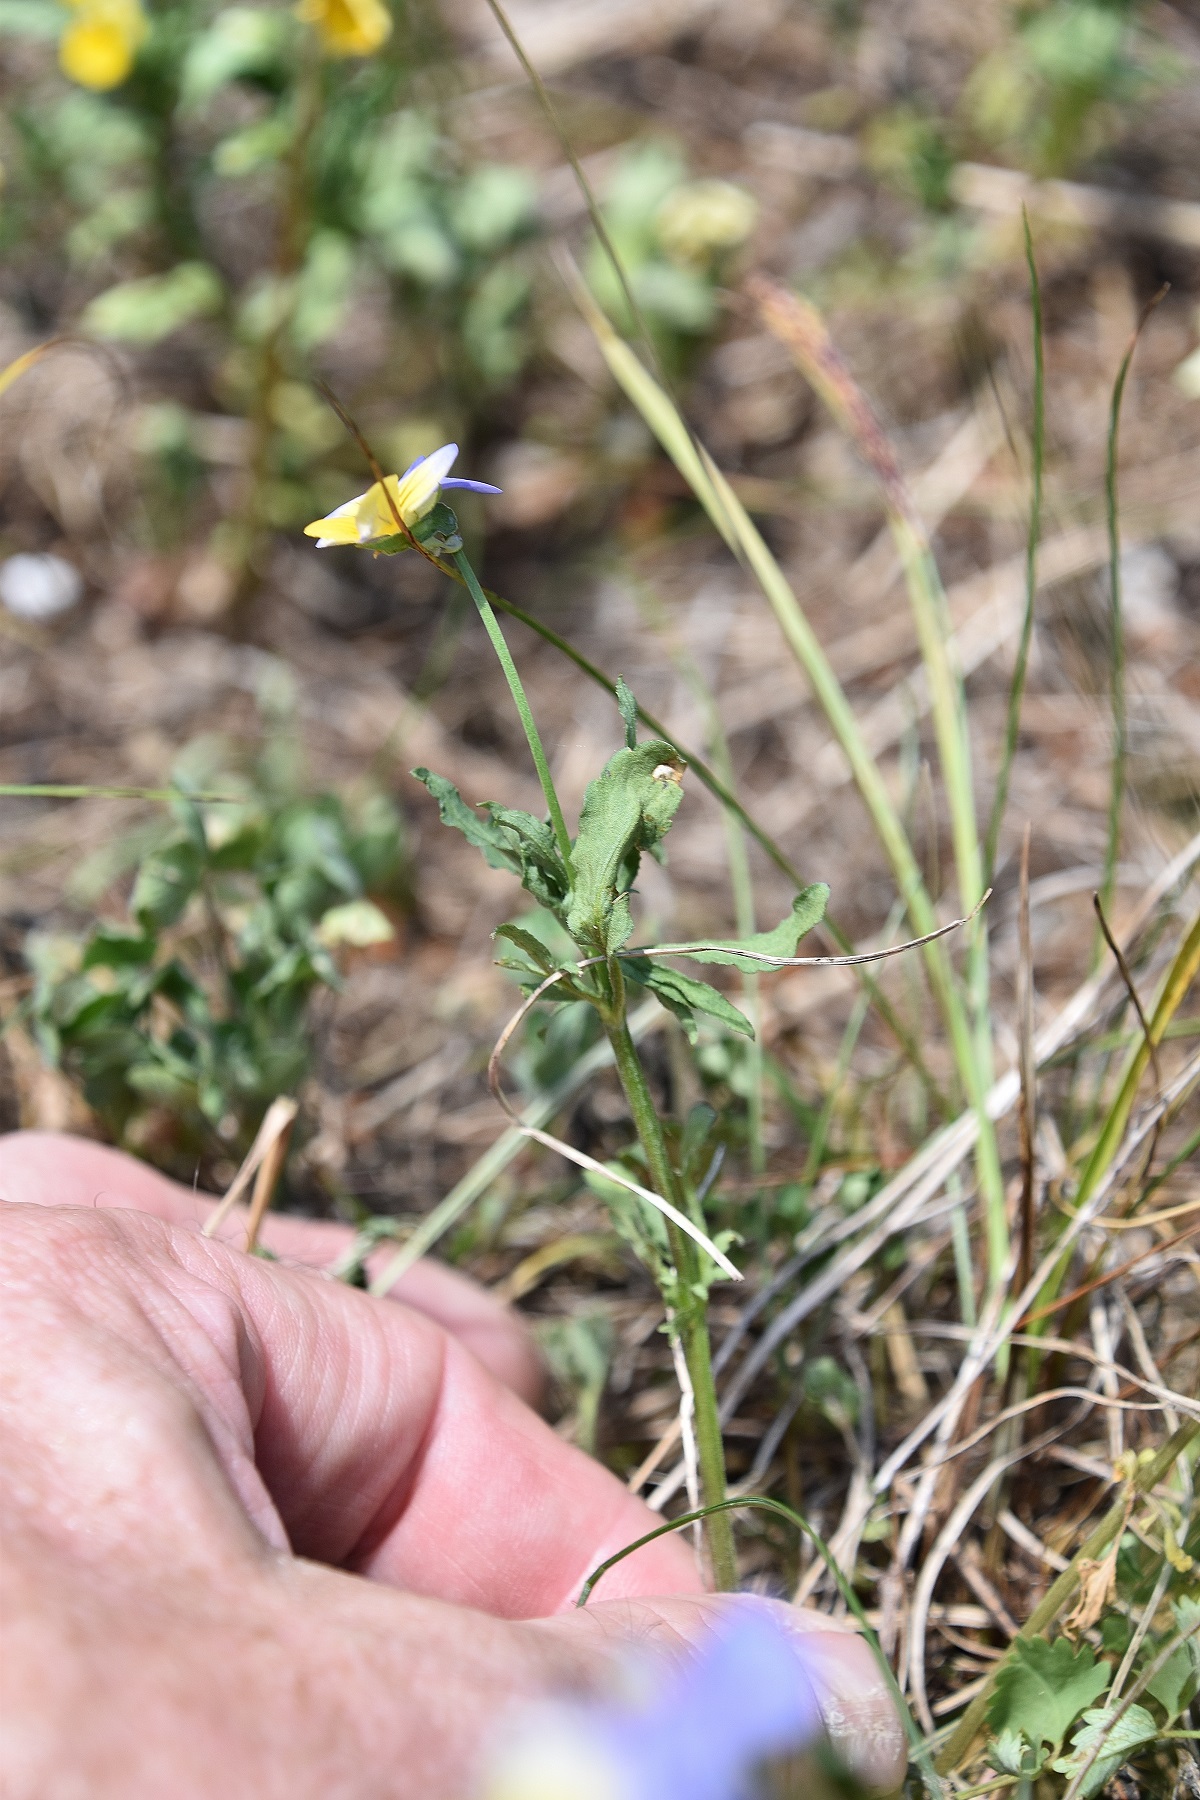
[{"x1": 1093, "y1": 887, "x2": 1166, "y2": 1193}]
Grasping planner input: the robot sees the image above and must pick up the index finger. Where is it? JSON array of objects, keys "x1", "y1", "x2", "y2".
[{"x1": 0, "y1": 1131, "x2": 542, "y2": 1403}]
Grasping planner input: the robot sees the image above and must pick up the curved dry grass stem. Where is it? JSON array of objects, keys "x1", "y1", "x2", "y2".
[
  {"x1": 486, "y1": 973, "x2": 742, "y2": 1281},
  {"x1": 619, "y1": 891, "x2": 990, "y2": 970}
]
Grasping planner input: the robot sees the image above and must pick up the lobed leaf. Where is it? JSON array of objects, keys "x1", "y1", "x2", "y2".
[
  {"x1": 987, "y1": 1637, "x2": 1109, "y2": 1755},
  {"x1": 1051, "y1": 1705, "x2": 1158, "y2": 1798}
]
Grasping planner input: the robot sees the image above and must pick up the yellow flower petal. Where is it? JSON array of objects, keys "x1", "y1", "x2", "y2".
[
  {"x1": 304, "y1": 448, "x2": 459, "y2": 548},
  {"x1": 294, "y1": 0, "x2": 392, "y2": 57},
  {"x1": 58, "y1": 0, "x2": 146, "y2": 90}
]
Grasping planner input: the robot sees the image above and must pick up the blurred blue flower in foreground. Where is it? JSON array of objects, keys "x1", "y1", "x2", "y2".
[{"x1": 484, "y1": 1607, "x2": 825, "y2": 1800}]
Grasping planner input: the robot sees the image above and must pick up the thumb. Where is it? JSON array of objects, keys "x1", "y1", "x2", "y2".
[{"x1": 532, "y1": 1592, "x2": 909, "y2": 1795}]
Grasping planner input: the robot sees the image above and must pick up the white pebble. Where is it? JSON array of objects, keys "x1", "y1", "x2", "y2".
[{"x1": 0, "y1": 553, "x2": 84, "y2": 622}]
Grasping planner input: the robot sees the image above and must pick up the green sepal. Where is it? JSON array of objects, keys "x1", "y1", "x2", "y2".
[
  {"x1": 661, "y1": 884, "x2": 829, "y2": 971},
  {"x1": 371, "y1": 502, "x2": 463, "y2": 558},
  {"x1": 413, "y1": 502, "x2": 463, "y2": 555},
  {"x1": 619, "y1": 956, "x2": 753, "y2": 1043},
  {"x1": 566, "y1": 741, "x2": 685, "y2": 954}
]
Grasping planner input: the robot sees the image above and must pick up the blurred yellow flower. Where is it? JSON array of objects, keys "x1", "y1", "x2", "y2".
[
  {"x1": 655, "y1": 180, "x2": 758, "y2": 268},
  {"x1": 294, "y1": 0, "x2": 392, "y2": 57},
  {"x1": 58, "y1": 0, "x2": 147, "y2": 90}
]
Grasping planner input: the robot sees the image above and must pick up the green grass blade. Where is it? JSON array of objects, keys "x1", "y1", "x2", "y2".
[
  {"x1": 0, "y1": 784, "x2": 238, "y2": 802},
  {"x1": 1074, "y1": 906, "x2": 1200, "y2": 1211},
  {"x1": 570, "y1": 269, "x2": 1005, "y2": 1275},
  {"x1": 748, "y1": 276, "x2": 1005, "y2": 1283}
]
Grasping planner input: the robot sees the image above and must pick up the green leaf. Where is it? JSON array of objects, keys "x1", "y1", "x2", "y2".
[
  {"x1": 989, "y1": 1728, "x2": 1043, "y2": 1777},
  {"x1": 619, "y1": 957, "x2": 752, "y2": 1044},
  {"x1": 494, "y1": 921, "x2": 557, "y2": 975},
  {"x1": 662, "y1": 884, "x2": 830, "y2": 971},
  {"x1": 566, "y1": 741, "x2": 685, "y2": 953},
  {"x1": 82, "y1": 926, "x2": 154, "y2": 970},
  {"x1": 179, "y1": 7, "x2": 288, "y2": 106},
  {"x1": 805, "y1": 1354, "x2": 860, "y2": 1426},
  {"x1": 988, "y1": 1637, "x2": 1110, "y2": 1755},
  {"x1": 1051, "y1": 1705, "x2": 1158, "y2": 1798},
  {"x1": 314, "y1": 900, "x2": 394, "y2": 949},
  {"x1": 680, "y1": 1102, "x2": 718, "y2": 1177},
  {"x1": 482, "y1": 806, "x2": 570, "y2": 913},
  {"x1": 82, "y1": 264, "x2": 224, "y2": 345},
  {"x1": 131, "y1": 841, "x2": 203, "y2": 930},
  {"x1": 584, "y1": 1160, "x2": 669, "y2": 1281},
  {"x1": 411, "y1": 769, "x2": 522, "y2": 877},
  {"x1": 1147, "y1": 1597, "x2": 1200, "y2": 1721},
  {"x1": 615, "y1": 676, "x2": 638, "y2": 749}
]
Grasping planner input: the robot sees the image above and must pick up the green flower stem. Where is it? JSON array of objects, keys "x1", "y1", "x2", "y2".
[
  {"x1": 605, "y1": 1013, "x2": 738, "y2": 1592},
  {"x1": 453, "y1": 550, "x2": 572, "y2": 871}
]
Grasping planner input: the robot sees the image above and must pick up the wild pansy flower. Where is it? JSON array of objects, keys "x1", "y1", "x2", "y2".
[
  {"x1": 294, "y1": 0, "x2": 393, "y2": 58},
  {"x1": 58, "y1": 0, "x2": 147, "y2": 90},
  {"x1": 484, "y1": 1608, "x2": 825, "y2": 1800},
  {"x1": 304, "y1": 444, "x2": 500, "y2": 551}
]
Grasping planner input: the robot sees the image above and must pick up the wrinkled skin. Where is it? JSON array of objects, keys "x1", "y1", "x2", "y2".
[{"x1": 0, "y1": 1132, "x2": 906, "y2": 1799}]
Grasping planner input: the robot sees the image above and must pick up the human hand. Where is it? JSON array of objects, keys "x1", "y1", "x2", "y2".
[{"x1": 0, "y1": 1132, "x2": 906, "y2": 1799}]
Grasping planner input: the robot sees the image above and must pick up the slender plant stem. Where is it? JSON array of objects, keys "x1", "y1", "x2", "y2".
[
  {"x1": 1100, "y1": 349, "x2": 1131, "y2": 948},
  {"x1": 394, "y1": 557, "x2": 948, "y2": 1105},
  {"x1": 984, "y1": 211, "x2": 1043, "y2": 886},
  {"x1": 453, "y1": 550, "x2": 573, "y2": 870},
  {"x1": 1097, "y1": 285, "x2": 1167, "y2": 956},
  {"x1": 605, "y1": 1015, "x2": 738, "y2": 1590}
]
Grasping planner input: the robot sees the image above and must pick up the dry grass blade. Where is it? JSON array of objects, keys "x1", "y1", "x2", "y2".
[
  {"x1": 368, "y1": 998, "x2": 665, "y2": 1296},
  {"x1": 935, "y1": 1426, "x2": 1200, "y2": 1772},
  {"x1": 484, "y1": 974, "x2": 743, "y2": 1282},
  {"x1": 201, "y1": 1097, "x2": 299, "y2": 1246}
]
